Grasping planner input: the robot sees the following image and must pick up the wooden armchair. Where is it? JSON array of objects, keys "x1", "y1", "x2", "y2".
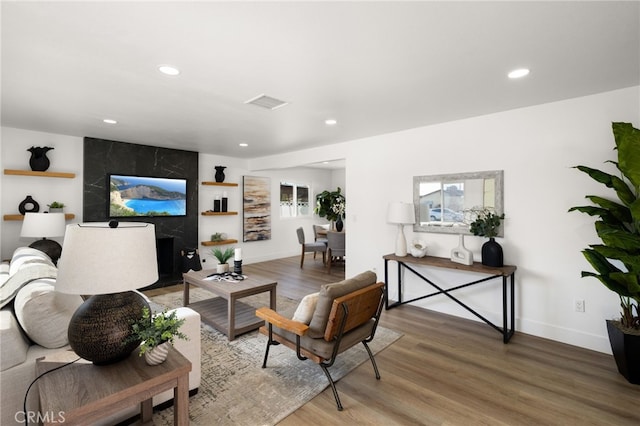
[{"x1": 255, "y1": 271, "x2": 385, "y2": 410}]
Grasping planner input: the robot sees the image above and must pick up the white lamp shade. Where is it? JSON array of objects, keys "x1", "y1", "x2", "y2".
[
  {"x1": 387, "y1": 202, "x2": 416, "y2": 224},
  {"x1": 56, "y1": 222, "x2": 159, "y2": 294},
  {"x1": 21, "y1": 213, "x2": 66, "y2": 238}
]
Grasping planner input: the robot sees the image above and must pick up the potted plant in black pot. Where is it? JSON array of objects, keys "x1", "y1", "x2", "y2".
[
  {"x1": 469, "y1": 208, "x2": 505, "y2": 267},
  {"x1": 569, "y1": 121, "x2": 640, "y2": 384},
  {"x1": 127, "y1": 307, "x2": 188, "y2": 365}
]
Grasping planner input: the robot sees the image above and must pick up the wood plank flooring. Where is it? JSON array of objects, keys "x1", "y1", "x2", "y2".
[{"x1": 146, "y1": 255, "x2": 640, "y2": 425}]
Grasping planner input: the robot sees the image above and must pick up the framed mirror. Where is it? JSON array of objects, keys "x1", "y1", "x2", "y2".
[{"x1": 413, "y1": 170, "x2": 504, "y2": 235}]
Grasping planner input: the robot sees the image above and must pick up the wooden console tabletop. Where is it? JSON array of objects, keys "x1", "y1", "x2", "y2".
[
  {"x1": 383, "y1": 253, "x2": 517, "y2": 343},
  {"x1": 36, "y1": 346, "x2": 191, "y2": 425}
]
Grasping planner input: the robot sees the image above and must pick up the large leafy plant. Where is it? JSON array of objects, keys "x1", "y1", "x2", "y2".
[
  {"x1": 315, "y1": 187, "x2": 346, "y2": 222},
  {"x1": 569, "y1": 122, "x2": 640, "y2": 330}
]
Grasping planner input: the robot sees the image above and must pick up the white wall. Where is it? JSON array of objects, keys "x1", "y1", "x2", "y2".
[
  {"x1": 1, "y1": 127, "x2": 84, "y2": 260},
  {"x1": 252, "y1": 86, "x2": 640, "y2": 353}
]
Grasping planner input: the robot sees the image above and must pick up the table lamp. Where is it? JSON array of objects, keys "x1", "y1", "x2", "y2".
[
  {"x1": 20, "y1": 212, "x2": 66, "y2": 264},
  {"x1": 56, "y1": 222, "x2": 159, "y2": 365},
  {"x1": 387, "y1": 202, "x2": 416, "y2": 257}
]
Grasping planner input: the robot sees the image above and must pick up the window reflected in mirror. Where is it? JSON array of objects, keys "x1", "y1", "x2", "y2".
[{"x1": 413, "y1": 170, "x2": 503, "y2": 235}]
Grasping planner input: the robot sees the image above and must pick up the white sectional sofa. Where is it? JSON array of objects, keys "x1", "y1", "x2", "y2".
[{"x1": 0, "y1": 247, "x2": 201, "y2": 425}]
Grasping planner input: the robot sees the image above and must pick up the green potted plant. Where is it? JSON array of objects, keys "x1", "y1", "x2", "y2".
[
  {"x1": 315, "y1": 187, "x2": 346, "y2": 231},
  {"x1": 211, "y1": 247, "x2": 234, "y2": 273},
  {"x1": 47, "y1": 201, "x2": 65, "y2": 213},
  {"x1": 469, "y1": 208, "x2": 505, "y2": 267},
  {"x1": 127, "y1": 307, "x2": 188, "y2": 365},
  {"x1": 569, "y1": 121, "x2": 640, "y2": 384}
]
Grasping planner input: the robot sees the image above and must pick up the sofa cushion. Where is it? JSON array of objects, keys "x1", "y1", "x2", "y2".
[
  {"x1": 14, "y1": 279, "x2": 83, "y2": 348},
  {"x1": 1, "y1": 247, "x2": 57, "y2": 309},
  {"x1": 0, "y1": 307, "x2": 30, "y2": 371},
  {"x1": 307, "y1": 271, "x2": 377, "y2": 338},
  {"x1": 291, "y1": 292, "x2": 319, "y2": 324}
]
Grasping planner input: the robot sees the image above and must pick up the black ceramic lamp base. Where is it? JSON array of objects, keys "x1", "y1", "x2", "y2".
[
  {"x1": 29, "y1": 238, "x2": 62, "y2": 265},
  {"x1": 68, "y1": 291, "x2": 149, "y2": 365}
]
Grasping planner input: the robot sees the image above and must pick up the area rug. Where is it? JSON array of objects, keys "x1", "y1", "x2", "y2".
[{"x1": 149, "y1": 287, "x2": 402, "y2": 425}]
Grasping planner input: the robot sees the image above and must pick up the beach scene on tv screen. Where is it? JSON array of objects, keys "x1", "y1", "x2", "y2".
[{"x1": 109, "y1": 175, "x2": 186, "y2": 217}]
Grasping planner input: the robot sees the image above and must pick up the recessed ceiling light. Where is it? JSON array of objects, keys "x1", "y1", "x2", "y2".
[
  {"x1": 325, "y1": 119, "x2": 338, "y2": 126},
  {"x1": 158, "y1": 65, "x2": 180, "y2": 76},
  {"x1": 103, "y1": 119, "x2": 117, "y2": 124},
  {"x1": 508, "y1": 68, "x2": 530, "y2": 79},
  {"x1": 239, "y1": 143, "x2": 248, "y2": 147}
]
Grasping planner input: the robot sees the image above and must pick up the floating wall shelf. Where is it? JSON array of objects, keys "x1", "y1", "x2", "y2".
[
  {"x1": 201, "y1": 239, "x2": 238, "y2": 247},
  {"x1": 4, "y1": 169, "x2": 76, "y2": 179},
  {"x1": 201, "y1": 211, "x2": 238, "y2": 216},
  {"x1": 4, "y1": 213, "x2": 76, "y2": 221},
  {"x1": 201, "y1": 181, "x2": 238, "y2": 187}
]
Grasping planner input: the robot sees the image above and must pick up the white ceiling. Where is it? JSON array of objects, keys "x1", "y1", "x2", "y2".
[{"x1": 2, "y1": 1, "x2": 639, "y2": 160}]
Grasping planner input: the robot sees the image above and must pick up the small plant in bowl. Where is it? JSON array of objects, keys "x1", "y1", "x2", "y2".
[
  {"x1": 47, "y1": 201, "x2": 65, "y2": 212},
  {"x1": 127, "y1": 307, "x2": 188, "y2": 365},
  {"x1": 211, "y1": 247, "x2": 234, "y2": 272}
]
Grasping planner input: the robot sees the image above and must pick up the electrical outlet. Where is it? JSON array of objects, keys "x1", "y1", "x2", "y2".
[{"x1": 575, "y1": 299, "x2": 585, "y2": 312}]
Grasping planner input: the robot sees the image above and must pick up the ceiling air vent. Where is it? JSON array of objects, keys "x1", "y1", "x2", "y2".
[{"x1": 244, "y1": 94, "x2": 289, "y2": 110}]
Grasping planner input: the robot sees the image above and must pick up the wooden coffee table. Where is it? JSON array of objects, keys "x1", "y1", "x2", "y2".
[
  {"x1": 36, "y1": 346, "x2": 191, "y2": 425},
  {"x1": 183, "y1": 269, "x2": 277, "y2": 340}
]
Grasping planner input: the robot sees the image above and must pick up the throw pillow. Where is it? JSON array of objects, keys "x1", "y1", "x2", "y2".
[
  {"x1": 14, "y1": 279, "x2": 83, "y2": 348},
  {"x1": 0, "y1": 253, "x2": 57, "y2": 309},
  {"x1": 291, "y1": 292, "x2": 319, "y2": 324}
]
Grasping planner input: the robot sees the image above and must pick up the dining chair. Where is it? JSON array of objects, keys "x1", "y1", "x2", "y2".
[
  {"x1": 326, "y1": 231, "x2": 345, "y2": 273},
  {"x1": 313, "y1": 224, "x2": 329, "y2": 260},
  {"x1": 296, "y1": 227, "x2": 326, "y2": 268}
]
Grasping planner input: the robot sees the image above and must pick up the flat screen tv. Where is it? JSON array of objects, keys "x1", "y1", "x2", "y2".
[{"x1": 109, "y1": 174, "x2": 187, "y2": 217}]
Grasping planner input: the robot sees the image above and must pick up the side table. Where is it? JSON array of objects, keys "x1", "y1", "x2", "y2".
[{"x1": 36, "y1": 346, "x2": 191, "y2": 425}]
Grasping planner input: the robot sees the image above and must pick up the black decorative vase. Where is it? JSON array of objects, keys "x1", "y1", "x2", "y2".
[
  {"x1": 335, "y1": 217, "x2": 344, "y2": 232},
  {"x1": 18, "y1": 195, "x2": 40, "y2": 215},
  {"x1": 606, "y1": 320, "x2": 640, "y2": 384},
  {"x1": 28, "y1": 146, "x2": 54, "y2": 172},
  {"x1": 481, "y1": 237, "x2": 503, "y2": 267},
  {"x1": 214, "y1": 166, "x2": 226, "y2": 183}
]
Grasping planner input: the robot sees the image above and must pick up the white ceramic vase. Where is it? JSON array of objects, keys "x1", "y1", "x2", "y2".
[
  {"x1": 144, "y1": 341, "x2": 170, "y2": 366},
  {"x1": 450, "y1": 234, "x2": 473, "y2": 265}
]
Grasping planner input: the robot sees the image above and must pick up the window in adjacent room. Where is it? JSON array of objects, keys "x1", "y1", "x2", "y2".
[{"x1": 280, "y1": 182, "x2": 310, "y2": 218}]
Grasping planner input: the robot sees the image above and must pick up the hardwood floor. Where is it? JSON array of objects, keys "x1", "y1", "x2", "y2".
[{"x1": 147, "y1": 255, "x2": 640, "y2": 425}]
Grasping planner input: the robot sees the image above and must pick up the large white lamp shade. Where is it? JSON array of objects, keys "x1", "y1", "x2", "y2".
[{"x1": 387, "y1": 202, "x2": 416, "y2": 257}]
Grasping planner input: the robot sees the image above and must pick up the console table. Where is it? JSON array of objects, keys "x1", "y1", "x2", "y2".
[{"x1": 383, "y1": 253, "x2": 516, "y2": 343}]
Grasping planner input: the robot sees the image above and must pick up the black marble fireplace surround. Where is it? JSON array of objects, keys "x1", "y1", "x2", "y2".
[{"x1": 83, "y1": 137, "x2": 199, "y2": 288}]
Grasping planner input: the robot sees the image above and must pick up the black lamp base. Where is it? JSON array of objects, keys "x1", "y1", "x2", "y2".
[
  {"x1": 29, "y1": 238, "x2": 62, "y2": 265},
  {"x1": 68, "y1": 291, "x2": 149, "y2": 365}
]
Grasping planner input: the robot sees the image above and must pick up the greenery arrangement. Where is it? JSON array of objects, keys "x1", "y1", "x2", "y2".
[
  {"x1": 315, "y1": 187, "x2": 346, "y2": 222},
  {"x1": 468, "y1": 208, "x2": 505, "y2": 238},
  {"x1": 127, "y1": 307, "x2": 188, "y2": 355},
  {"x1": 569, "y1": 122, "x2": 640, "y2": 330},
  {"x1": 211, "y1": 247, "x2": 234, "y2": 264},
  {"x1": 47, "y1": 201, "x2": 65, "y2": 208},
  {"x1": 211, "y1": 232, "x2": 224, "y2": 242}
]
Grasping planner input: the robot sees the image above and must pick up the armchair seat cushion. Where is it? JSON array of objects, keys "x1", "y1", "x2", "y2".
[
  {"x1": 267, "y1": 319, "x2": 377, "y2": 360},
  {"x1": 307, "y1": 271, "x2": 377, "y2": 338}
]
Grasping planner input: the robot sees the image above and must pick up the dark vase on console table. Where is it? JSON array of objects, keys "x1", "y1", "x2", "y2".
[
  {"x1": 481, "y1": 237, "x2": 503, "y2": 267},
  {"x1": 335, "y1": 217, "x2": 344, "y2": 232}
]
